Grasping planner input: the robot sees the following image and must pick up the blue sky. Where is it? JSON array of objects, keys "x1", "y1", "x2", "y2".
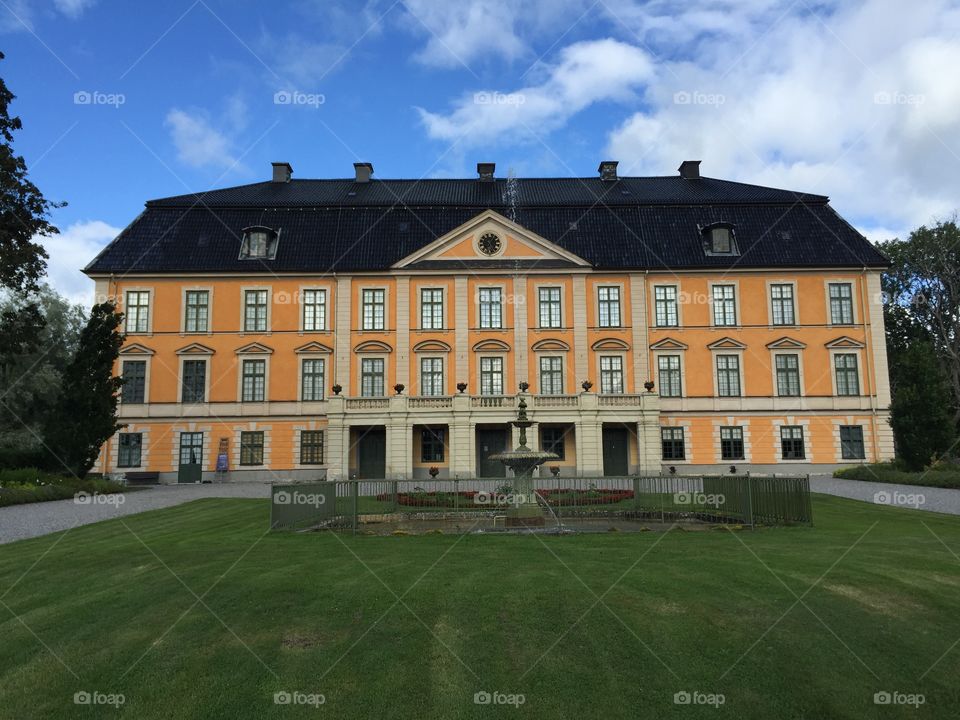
[{"x1": 4, "y1": 0, "x2": 959, "y2": 301}]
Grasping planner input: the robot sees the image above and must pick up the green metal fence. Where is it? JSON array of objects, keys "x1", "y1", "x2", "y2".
[
  {"x1": 270, "y1": 474, "x2": 812, "y2": 532},
  {"x1": 269, "y1": 482, "x2": 337, "y2": 530}
]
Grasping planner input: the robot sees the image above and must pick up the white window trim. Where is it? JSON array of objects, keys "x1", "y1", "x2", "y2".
[
  {"x1": 537, "y1": 355, "x2": 565, "y2": 395},
  {"x1": 831, "y1": 417, "x2": 873, "y2": 463},
  {"x1": 113, "y1": 425, "x2": 149, "y2": 471},
  {"x1": 766, "y1": 280, "x2": 799, "y2": 327},
  {"x1": 712, "y1": 349, "x2": 745, "y2": 398},
  {"x1": 714, "y1": 420, "x2": 752, "y2": 464},
  {"x1": 477, "y1": 354, "x2": 507, "y2": 395},
  {"x1": 359, "y1": 355, "x2": 388, "y2": 397},
  {"x1": 824, "y1": 278, "x2": 859, "y2": 326},
  {"x1": 299, "y1": 285, "x2": 331, "y2": 333},
  {"x1": 829, "y1": 348, "x2": 863, "y2": 397},
  {"x1": 650, "y1": 282, "x2": 682, "y2": 328},
  {"x1": 771, "y1": 418, "x2": 812, "y2": 463},
  {"x1": 298, "y1": 356, "x2": 327, "y2": 402},
  {"x1": 418, "y1": 354, "x2": 446, "y2": 396},
  {"x1": 475, "y1": 283, "x2": 507, "y2": 330},
  {"x1": 659, "y1": 424, "x2": 690, "y2": 464},
  {"x1": 534, "y1": 283, "x2": 564, "y2": 329},
  {"x1": 598, "y1": 352, "x2": 627, "y2": 394},
  {"x1": 769, "y1": 349, "x2": 806, "y2": 398},
  {"x1": 358, "y1": 285, "x2": 390, "y2": 332},
  {"x1": 237, "y1": 353, "x2": 271, "y2": 404},
  {"x1": 417, "y1": 284, "x2": 447, "y2": 331},
  {"x1": 653, "y1": 351, "x2": 686, "y2": 399},
  {"x1": 120, "y1": 355, "x2": 152, "y2": 405},
  {"x1": 236, "y1": 426, "x2": 268, "y2": 467},
  {"x1": 123, "y1": 287, "x2": 154, "y2": 335},
  {"x1": 178, "y1": 355, "x2": 211, "y2": 406},
  {"x1": 240, "y1": 286, "x2": 272, "y2": 335},
  {"x1": 594, "y1": 282, "x2": 625, "y2": 328},
  {"x1": 295, "y1": 425, "x2": 327, "y2": 468},
  {"x1": 708, "y1": 280, "x2": 741, "y2": 328},
  {"x1": 180, "y1": 286, "x2": 214, "y2": 334}
]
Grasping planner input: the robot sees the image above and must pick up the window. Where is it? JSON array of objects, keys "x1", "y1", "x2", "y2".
[
  {"x1": 122, "y1": 360, "x2": 146, "y2": 404},
  {"x1": 597, "y1": 286, "x2": 621, "y2": 328},
  {"x1": 712, "y1": 285, "x2": 737, "y2": 326},
  {"x1": 600, "y1": 356, "x2": 624, "y2": 394},
  {"x1": 362, "y1": 289, "x2": 385, "y2": 330},
  {"x1": 240, "y1": 431, "x2": 264, "y2": 465},
  {"x1": 770, "y1": 284, "x2": 795, "y2": 325},
  {"x1": 302, "y1": 289, "x2": 326, "y2": 331},
  {"x1": 658, "y1": 355, "x2": 682, "y2": 398},
  {"x1": 829, "y1": 283, "x2": 854, "y2": 324},
  {"x1": 704, "y1": 225, "x2": 738, "y2": 255},
  {"x1": 720, "y1": 427, "x2": 744, "y2": 460},
  {"x1": 540, "y1": 426, "x2": 566, "y2": 460},
  {"x1": 179, "y1": 432, "x2": 203, "y2": 466},
  {"x1": 184, "y1": 290, "x2": 209, "y2": 332},
  {"x1": 125, "y1": 291, "x2": 150, "y2": 333},
  {"x1": 775, "y1": 354, "x2": 801, "y2": 397},
  {"x1": 181, "y1": 359, "x2": 206, "y2": 403},
  {"x1": 538, "y1": 287, "x2": 562, "y2": 328},
  {"x1": 241, "y1": 359, "x2": 266, "y2": 402},
  {"x1": 420, "y1": 288, "x2": 444, "y2": 329},
  {"x1": 243, "y1": 290, "x2": 268, "y2": 332},
  {"x1": 421, "y1": 428, "x2": 445, "y2": 463},
  {"x1": 117, "y1": 433, "x2": 142, "y2": 468},
  {"x1": 716, "y1": 355, "x2": 741, "y2": 397},
  {"x1": 661, "y1": 428, "x2": 685, "y2": 461},
  {"x1": 840, "y1": 426, "x2": 865, "y2": 460},
  {"x1": 835, "y1": 354, "x2": 860, "y2": 396},
  {"x1": 420, "y1": 357, "x2": 444, "y2": 396},
  {"x1": 539, "y1": 357, "x2": 564, "y2": 395},
  {"x1": 780, "y1": 426, "x2": 805, "y2": 459},
  {"x1": 301, "y1": 358, "x2": 325, "y2": 401},
  {"x1": 479, "y1": 357, "x2": 503, "y2": 395},
  {"x1": 300, "y1": 430, "x2": 324, "y2": 465},
  {"x1": 654, "y1": 286, "x2": 678, "y2": 327},
  {"x1": 478, "y1": 287, "x2": 503, "y2": 329},
  {"x1": 239, "y1": 226, "x2": 279, "y2": 260},
  {"x1": 361, "y1": 358, "x2": 385, "y2": 397}
]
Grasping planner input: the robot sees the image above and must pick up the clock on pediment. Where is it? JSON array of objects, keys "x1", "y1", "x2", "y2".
[{"x1": 477, "y1": 232, "x2": 502, "y2": 256}]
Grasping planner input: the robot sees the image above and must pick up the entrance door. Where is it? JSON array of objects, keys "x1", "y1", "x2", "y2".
[
  {"x1": 477, "y1": 427, "x2": 507, "y2": 478},
  {"x1": 602, "y1": 427, "x2": 629, "y2": 477},
  {"x1": 357, "y1": 428, "x2": 386, "y2": 479},
  {"x1": 178, "y1": 432, "x2": 204, "y2": 483}
]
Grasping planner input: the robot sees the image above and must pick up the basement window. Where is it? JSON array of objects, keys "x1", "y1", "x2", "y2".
[
  {"x1": 239, "y1": 226, "x2": 280, "y2": 260},
  {"x1": 701, "y1": 223, "x2": 739, "y2": 256}
]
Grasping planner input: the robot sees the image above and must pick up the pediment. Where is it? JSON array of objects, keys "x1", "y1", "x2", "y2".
[
  {"x1": 412, "y1": 340, "x2": 452, "y2": 353},
  {"x1": 119, "y1": 342, "x2": 155, "y2": 356},
  {"x1": 472, "y1": 339, "x2": 511, "y2": 352},
  {"x1": 707, "y1": 337, "x2": 747, "y2": 350},
  {"x1": 354, "y1": 340, "x2": 393, "y2": 353},
  {"x1": 825, "y1": 336, "x2": 865, "y2": 349},
  {"x1": 591, "y1": 338, "x2": 630, "y2": 351},
  {"x1": 235, "y1": 342, "x2": 273, "y2": 355},
  {"x1": 175, "y1": 342, "x2": 215, "y2": 356},
  {"x1": 294, "y1": 341, "x2": 334, "y2": 354},
  {"x1": 649, "y1": 337, "x2": 688, "y2": 351},
  {"x1": 766, "y1": 337, "x2": 807, "y2": 350},
  {"x1": 531, "y1": 338, "x2": 571, "y2": 352},
  {"x1": 392, "y1": 210, "x2": 591, "y2": 268}
]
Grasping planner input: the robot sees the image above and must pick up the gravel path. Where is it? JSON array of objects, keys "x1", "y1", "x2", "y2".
[
  {"x1": 0, "y1": 483, "x2": 271, "y2": 545},
  {"x1": 810, "y1": 474, "x2": 960, "y2": 516}
]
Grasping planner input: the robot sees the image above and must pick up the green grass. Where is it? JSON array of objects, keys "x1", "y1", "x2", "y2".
[
  {"x1": 1, "y1": 496, "x2": 959, "y2": 718},
  {"x1": 834, "y1": 462, "x2": 960, "y2": 489}
]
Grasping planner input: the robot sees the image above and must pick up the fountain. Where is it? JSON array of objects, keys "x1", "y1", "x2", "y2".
[{"x1": 489, "y1": 393, "x2": 558, "y2": 527}]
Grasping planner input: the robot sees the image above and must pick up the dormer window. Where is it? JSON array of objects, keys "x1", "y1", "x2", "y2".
[
  {"x1": 239, "y1": 226, "x2": 280, "y2": 260},
  {"x1": 702, "y1": 223, "x2": 739, "y2": 256}
]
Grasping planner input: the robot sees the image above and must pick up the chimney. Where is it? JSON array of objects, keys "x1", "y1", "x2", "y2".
[
  {"x1": 678, "y1": 160, "x2": 701, "y2": 180},
  {"x1": 477, "y1": 162, "x2": 495, "y2": 182},
  {"x1": 353, "y1": 162, "x2": 373, "y2": 183},
  {"x1": 271, "y1": 162, "x2": 293, "y2": 183},
  {"x1": 598, "y1": 160, "x2": 619, "y2": 181}
]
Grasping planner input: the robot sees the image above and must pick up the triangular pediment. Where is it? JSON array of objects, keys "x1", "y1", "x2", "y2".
[
  {"x1": 119, "y1": 342, "x2": 155, "y2": 356},
  {"x1": 766, "y1": 337, "x2": 807, "y2": 350},
  {"x1": 294, "y1": 341, "x2": 334, "y2": 354},
  {"x1": 392, "y1": 210, "x2": 591, "y2": 268},
  {"x1": 825, "y1": 336, "x2": 865, "y2": 349},
  {"x1": 235, "y1": 342, "x2": 273, "y2": 355},
  {"x1": 176, "y1": 342, "x2": 215, "y2": 355},
  {"x1": 707, "y1": 337, "x2": 747, "y2": 350},
  {"x1": 649, "y1": 337, "x2": 688, "y2": 351}
]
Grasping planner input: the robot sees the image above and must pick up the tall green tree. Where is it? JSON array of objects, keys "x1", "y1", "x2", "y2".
[{"x1": 42, "y1": 302, "x2": 124, "y2": 477}]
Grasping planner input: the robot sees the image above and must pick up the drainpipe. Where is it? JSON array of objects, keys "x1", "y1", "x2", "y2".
[{"x1": 860, "y1": 267, "x2": 881, "y2": 461}]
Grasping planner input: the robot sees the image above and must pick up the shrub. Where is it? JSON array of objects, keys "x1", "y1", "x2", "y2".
[
  {"x1": 0, "y1": 446, "x2": 51, "y2": 471},
  {"x1": 0, "y1": 470, "x2": 126, "y2": 507},
  {"x1": 833, "y1": 463, "x2": 960, "y2": 489}
]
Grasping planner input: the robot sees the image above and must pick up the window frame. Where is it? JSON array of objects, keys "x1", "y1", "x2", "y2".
[
  {"x1": 710, "y1": 283, "x2": 738, "y2": 327},
  {"x1": 768, "y1": 282, "x2": 796, "y2": 326},
  {"x1": 240, "y1": 357, "x2": 267, "y2": 402},
  {"x1": 361, "y1": 288, "x2": 387, "y2": 331},
  {"x1": 420, "y1": 427, "x2": 445, "y2": 463},
  {"x1": 840, "y1": 425, "x2": 866, "y2": 460},
  {"x1": 538, "y1": 356, "x2": 564, "y2": 395},
  {"x1": 661, "y1": 427, "x2": 685, "y2": 461},
  {"x1": 774, "y1": 353, "x2": 802, "y2": 397},
  {"x1": 300, "y1": 430, "x2": 325, "y2": 465},
  {"x1": 715, "y1": 354, "x2": 742, "y2": 397},
  {"x1": 657, "y1": 354, "x2": 682, "y2": 398},
  {"x1": 301, "y1": 288, "x2": 328, "y2": 332},
  {"x1": 241, "y1": 288, "x2": 270, "y2": 333},
  {"x1": 539, "y1": 426, "x2": 567, "y2": 460},
  {"x1": 780, "y1": 425, "x2": 806, "y2": 460},
  {"x1": 420, "y1": 356, "x2": 445, "y2": 397},
  {"x1": 720, "y1": 426, "x2": 744, "y2": 460},
  {"x1": 178, "y1": 431, "x2": 204, "y2": 466},
  {"x1": 827, "y1": 281, "x2": 856, "y2": 325},
  {"x1": 121, "y1": 359, "x2": 147, "y2": 404},
  {"x1": 301, "y1": 357, "x2": 326, "y2": 402},
  {"x1": 537, "y1": 286, "x2": 563, "y2": 329},
  {"x1": 360, "y1": 357, "x2": 386, "y2": 397},
  {"x1": 477, "y1": 286, "x2": 504, "y2": 329},
  {"x1": 479, "y1": 356, "x2": 505, "y2": 396},
  {"x1": 419, "y1": 287, "x2": 445, "y2": 330},
  {"x1": 239, "y1": 431, "x2": 265, "y2": 466},
  {"x1": 652, "y1": 284, "x2": 679, "y2": 328},
  {"x1": 117, "y1": 432, "x2": 143, "y2": 468},
  {"x1": 599, "y1": 355, "x2": 624, "y2": 394},
  {"x1": 124, "y1": 289, "x2": 152, "y2": 334},
  {"x1": 180, "y1": 358, "x2": 207, "y2": 404},
  {"x1": 183, "y1": 288, "x2": 211, "y2": 333},
  {"x1": 596, "y1": 285, "x2": 622, "y2": 328},
  {"x1": 834, "y1": 352, "x2": 861, "y2": 396}
]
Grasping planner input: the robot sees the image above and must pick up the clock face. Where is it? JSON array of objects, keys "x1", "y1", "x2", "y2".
[{"x1": 478, "y1": 233, "x2": 502, "y2": 256}]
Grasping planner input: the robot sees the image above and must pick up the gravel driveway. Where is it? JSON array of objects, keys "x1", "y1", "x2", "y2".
[
  {"x1": 810, "y1": 474, "x2": 960, "y2": 516},
  {"x1": 0, "y1": 483, "x2": 271, "y2": 545}
]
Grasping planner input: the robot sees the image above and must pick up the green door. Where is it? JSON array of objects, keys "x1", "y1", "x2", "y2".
[
  {"x1": 477, "y1": 428, "x2": 507, "y2": 478},
  {"x1": 178, "y1": 432, "x2": 204, "y2": 483},
  {"x1": 357, "y1": 428, "x2": 386, "y2": 479},
  {"x1": 602, "y1": 427, "x2": 629, "y2": 477}
]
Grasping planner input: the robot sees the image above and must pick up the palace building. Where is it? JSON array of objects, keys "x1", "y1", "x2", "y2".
[{"x1": 85, "y1": 160, "x2": 893, "y2": 482}]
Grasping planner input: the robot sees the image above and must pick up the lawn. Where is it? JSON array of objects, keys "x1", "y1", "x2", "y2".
[{"x1": 1, "y1": 496, "x2": 959, "y2": 718}]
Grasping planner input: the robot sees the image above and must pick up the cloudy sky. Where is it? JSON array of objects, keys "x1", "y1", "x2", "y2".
[{"x1": 4, "y1": 0, "x2": 960, "y2": 304}]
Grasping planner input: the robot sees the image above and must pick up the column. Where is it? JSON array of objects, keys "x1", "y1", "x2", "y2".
[
  {"x1": 577, "y1": 392, "x2": 602, "y2": 475},
  {"x1": 450, "y1": 394, "x2": 473, "y2": 476}
]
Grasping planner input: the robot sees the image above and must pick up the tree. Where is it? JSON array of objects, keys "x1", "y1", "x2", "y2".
[{"x1": 42, "y1": 302, "x2": 124, "y2": 477}]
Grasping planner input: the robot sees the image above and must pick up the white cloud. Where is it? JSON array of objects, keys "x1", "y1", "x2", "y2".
[
  {"x1": 39, "y1": 220, "x2": 121, "y2": 306},
  {"x1": 53, "y1": 0, "x2": 96, "y2": 18},
  {"x1": 165, "y1": 109, "x2": 239, "y2": 170},
  {"x1": 418, "y1": 38, "x2": 654, "y2": 144}
]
